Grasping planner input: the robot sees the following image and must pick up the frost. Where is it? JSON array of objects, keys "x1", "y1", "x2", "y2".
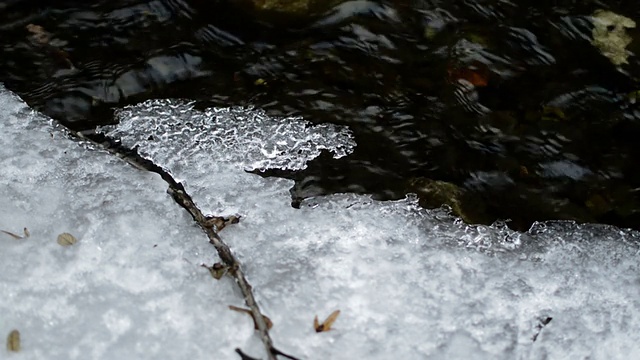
[{"x1": 104, "y1": 99, "x2": 355, "y2": 172}]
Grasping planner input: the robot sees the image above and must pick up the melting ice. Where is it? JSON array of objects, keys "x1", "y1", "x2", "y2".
[
  {"x1": 103, "y1": 100, "x2": 355, "y2": 216},
  {"x1": 1, "y1": 87, "x2": 639, "y2": 359},
  {"x1": 103, "y1": 100, "x2": 640, "y2": 359}
]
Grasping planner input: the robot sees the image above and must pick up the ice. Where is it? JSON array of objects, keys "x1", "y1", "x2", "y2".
[
  {"x1": 108, "y1": 100, "x2": 355, "y2": 173},
  {"x1": 0, "y1": 87, "x2": 262, "y2": 359},
  {"x1": 3, "y1": 87, "x2": 640, "y2": 360},
  {"x1": 102, "y1": 99, "x2": 640, "y2": 359},
  {"x1": 102, "y1": 100, "x2": 355, "y2": 216}
]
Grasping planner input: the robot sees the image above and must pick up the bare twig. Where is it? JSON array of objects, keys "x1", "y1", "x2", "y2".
[
  {"x1": 228, "y1": 305, "x2": 274, "y2": 330},
  {"x1": 70, "y1": 131, "x2": 285, "y2": 360},
  {"x1": 168, "y1": 187, "x2": 276, "y2": 359},
  {"x1": 271, "y1": 347, "x2": 302, "y2": 360},
  {"x1": 235, "y1": 348, "x2": 261, "y2": 360}
]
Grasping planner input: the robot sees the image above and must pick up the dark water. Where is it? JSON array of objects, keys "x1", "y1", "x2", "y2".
[{"x1": 1, "y1": 0, "x2": 639, "y2": 230}]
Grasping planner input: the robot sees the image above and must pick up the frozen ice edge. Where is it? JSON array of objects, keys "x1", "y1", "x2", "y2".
[{"x1": 103, "y1": 99, "x2": 640, "y2": 359}]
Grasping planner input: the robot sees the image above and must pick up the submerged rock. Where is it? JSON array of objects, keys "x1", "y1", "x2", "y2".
[
  {"x1": 407, "y1": 177, "x2": 488, "y2": 224},
  {"x1": 231, "y1": 0, "x2": 347, "y2": 20}
]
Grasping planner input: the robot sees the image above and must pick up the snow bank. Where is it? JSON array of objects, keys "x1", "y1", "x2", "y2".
[
  {"x1": 103, "y1": 99, "x2": 640, "y2": 359},
  {"x1": 2, "y1": 86, "x2": 639, "y2": 359}
]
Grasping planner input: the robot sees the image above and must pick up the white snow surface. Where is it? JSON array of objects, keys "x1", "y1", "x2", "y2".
[
  {"x1": 1, "y1": 88, "x2": 640, "y2": 360},
  {"x1": 104, "y1": 99, "x2": 640, "y2": 359},
  {"x1": 0, "y1": 88, "x2": 261, "y2": 359}
]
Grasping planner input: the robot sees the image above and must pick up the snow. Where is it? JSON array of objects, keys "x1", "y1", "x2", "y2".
[
  {"x1": 2, "y1": 87, "x2": 640, "y2": 359},
  {"x1": 0, "y1": 88, "x2": 259, "y2": 359}
]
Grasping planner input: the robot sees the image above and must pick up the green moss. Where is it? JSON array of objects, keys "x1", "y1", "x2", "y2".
[
  {"x1": 408, "y1": 178, "x2": 471, "y2": 222},
  {"x1": 591, "y1": 10, "x2": 636, "y2": 66}
]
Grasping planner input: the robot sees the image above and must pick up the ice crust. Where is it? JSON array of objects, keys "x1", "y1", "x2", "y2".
[
  {"x1": 0, "y1": 88, "x2": 262, "y2": 359},
  {"x1": 102, "y1": 100, "x2": 355, "y2": 216},
  {"x1": 107, "y1": 99, "x2": 355, "y2": 173},
  {"x1": 101, "y1": 100, "x2": 640, "y2": 359}
]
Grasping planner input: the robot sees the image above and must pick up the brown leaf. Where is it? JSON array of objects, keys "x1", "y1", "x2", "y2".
[
  {"x1": 7, "y1": 329, "x2": 20, "y2": 352},
  {"x1": 202, "y1": 216, "x2": 226, "y2": 230},
  {"x1": 25, "y1": 24, "x2": 75, "y2": 69},
  {"x1": 447, "y1": 61, "x2": 490, "y2": 87},
  {"x1": 228, "y1": 305, "x2": 273, "y2": 330},
  {"x1": 57, "y1": 232, "x2": 78, "y2": 246},
  {"x1": 202, "y1": 215, "x2": 241, "y2": 231},
  {"x1": 26, "y1": 24, "x2": 50, "y2": 44},
  {"x1": 202, "y1": 262, "x2": 229, "y2": 280},
  {"x1": 1, "y1": 229, "x2": 24, "y2": 239},
  {"x1": 314, "y1": 310, "x2": 340, "y2": 332}
]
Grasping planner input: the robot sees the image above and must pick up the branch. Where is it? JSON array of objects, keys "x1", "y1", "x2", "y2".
[
  {"x1": 168, "y1": 187, "x2": 276, "y2": 359},
  {"x1": 74, "y1": 131, "x2": 281, "y2": 360}
]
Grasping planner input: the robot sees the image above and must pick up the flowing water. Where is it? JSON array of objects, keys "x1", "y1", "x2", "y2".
[{"x1": 0, "y1": 0, "x2": 639, "y2": 230}]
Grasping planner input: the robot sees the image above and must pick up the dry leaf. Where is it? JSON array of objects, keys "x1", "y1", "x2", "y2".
[
  {"x1": 26, "y1": 24, "x2": 50, "y2": 44},
  {"x1": 57, "y1": 232, "x2": 78, "y2": 246},
  {"x1": 314, "y1": 310, "x2": 340, "y2": 332},
  {"x1": 1, "y1": 230, "x2": 23, "y2": 239},
  {"x1": 7, "y1": 329, "x2": 20, "y2": 352},
  {"x1": 202, "y1": 263, "x2": 229, "y2": 280},
  {"x1": 202, "y1": 216, "x2": 226, "y2": 230},
  {"x1": 228, "y1": 305, "x2": 273, "y2": 330},
  {"x1": 1, "y1": 227, "x2": 29, "y2": 239},
  {"x1": 25, "y1": 24, "x2": 75, "y2": 69},
  {"x1": 202, "y1": 215, "x2": 241, "y2": 231},
  {"x1": 448, "y1": 65, "x2": 489, "y2": 87}
]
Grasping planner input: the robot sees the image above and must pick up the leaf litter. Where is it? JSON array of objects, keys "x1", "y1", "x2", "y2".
[
  {"x1": 314, "y1": 310, "x2": 340, "y2": 333},
  {"x1": 1, "y1": 227, "x2": 29, "y2": 239}
]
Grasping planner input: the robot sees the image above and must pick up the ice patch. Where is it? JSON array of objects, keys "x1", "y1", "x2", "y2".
[
  {"x1": 102, "y1": 99, "x2": 640, "y2": 359},
  {"x1": 101, "y1": 100, "x2": 355, "y2": 216},
  {"x1": 105, "y1": 99, "x2": 355, "y2": 172}
]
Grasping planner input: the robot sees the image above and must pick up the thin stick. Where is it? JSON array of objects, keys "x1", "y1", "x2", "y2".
[
  {"x1": 168, "y1": 187, "x2": 276, "y2": 359},
  {"x1": 74, "y1": 131, "x2": 280, "y2": 360}
]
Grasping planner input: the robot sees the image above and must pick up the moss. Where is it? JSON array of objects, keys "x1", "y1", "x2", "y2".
[
  {"x1": 408, "y1": 177, "x2": 474, "y2": 223},
  {"x1": 591, "y1": 10, "x2": 636, "y2": 66}
]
